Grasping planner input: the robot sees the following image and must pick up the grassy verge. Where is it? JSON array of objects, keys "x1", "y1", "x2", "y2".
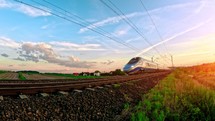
[
  {"x1": 18, "y1": 72, "x2": 26, "y2": 80},
  {"x1": 131, "y1": 69, "x2": 215, "y2": 121},
  {"x1": 44, "y1": 73, "x2": 102, "y2": 79},
  {"x1": 0, "y1": 70, "x2": 6, "y2": 74}
]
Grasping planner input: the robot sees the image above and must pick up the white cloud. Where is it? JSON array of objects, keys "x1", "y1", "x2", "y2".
[
  {"x1": 79, "y1": 1, "x2": 207, "y2": 35},
  {"x1": 194, "y1": 0, "x2": 207, "y2": 14},
  {"x1": 0, "y1": 36, "x2": 20, "y2": 48},
  {"x1": 101, "y1": 60, "x2": 114, "y2": 65},
  {"x1": 79, "y1": 12, "x2": 142, "y2": 33},
  {"x1": 135, "y1": 19, "x2": 211, "y2": 57},
  {"x1": 125, "y1": 37, "x2": 141, "y2": 43},
  {"x1": 114, "y1": 26, "x2": 131, "y2": 36},
  {"x1": 17, "y1": 43, "x2": 96, "y2": 68},
  {"x1": 0, "y1": 0, "x2": 11, "y2": 8},
  {"x1": 0, "y1": 0, "x2": 51, "y2": 17},
  {"x1": 50, "y1": 41, "x2": 106, "y2": 51},
  {"x1": 1, "y1": 53, "x2": 9, "y2": 57},
  {"x1": 41, "y1": 24, "x2": 49, "y2": 29},
  {"x1": 16, "y1": 4, "x2": 51, "y2": 17}
]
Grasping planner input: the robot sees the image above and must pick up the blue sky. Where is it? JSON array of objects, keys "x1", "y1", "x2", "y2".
[{"x1": 0, "y1": 0, "x2": 215, "y2": 73}]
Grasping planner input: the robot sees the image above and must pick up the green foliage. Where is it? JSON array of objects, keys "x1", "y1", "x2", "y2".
[
  {"x1": 113, "y1": 83, "x2": 120, "y2": 88},
  {"x1": 17, "y1": 70, "x2": 40, "y2": 75},
  {"x1": 94, "y1": 70, "x2": 100, "y2": 73},
  {"x1": 124, "y1": 103, "x2": 130, "y2": 110},
  {"x1": 18, "y1": 72, "x2": 26, "y2": 80},
  {"x1": 44, "y1": 73, "x2": 101, "y2": 79},
  {"x1": 131, "y1": 69, "x2": 215, "y2": 121},
  {"x1": 112, "y1": 69, "x2": 126, "y2": 75}
]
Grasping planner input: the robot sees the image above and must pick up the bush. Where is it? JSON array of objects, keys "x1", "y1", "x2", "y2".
[{"x1": 18, "y1": 72, "x2": 26, "y2": 80}]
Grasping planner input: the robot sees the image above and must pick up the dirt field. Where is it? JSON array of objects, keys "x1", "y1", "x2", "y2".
[
  {"x1": 0, "y1": 72, "x2": 19, "y2": 80},
  {"x1": 22, "y1": 73, "x2": 69, "y2": 80}
]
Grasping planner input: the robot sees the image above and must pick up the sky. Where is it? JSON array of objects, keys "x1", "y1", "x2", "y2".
[{"x1": 0, "y1": 0, "x2": 215, "y2": 73}]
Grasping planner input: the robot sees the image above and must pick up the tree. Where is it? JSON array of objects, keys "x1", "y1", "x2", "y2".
[
  {"x1": 112, "y1": 69, "x2": 125, "y2": 75},
  {"x1": 95, "y1": 70, "x2": 101, "y2": 73}
]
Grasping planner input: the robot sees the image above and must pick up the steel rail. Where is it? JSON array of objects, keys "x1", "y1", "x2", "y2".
[{"x1": 0, "y1": 72, "x2": 170, "y2": 95}]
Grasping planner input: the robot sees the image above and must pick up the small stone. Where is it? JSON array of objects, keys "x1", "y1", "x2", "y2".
[
  {"x1": 19, "y1": 95, "x2": 28, "y2": 99},
  {"x1": 74, "y1": 89, "x2": 82, "y2": 93},
  {"x1": 40, "y1": 93, "x2": 49, "y2": 97},
  {"x1": 86, "y1": 88, "x2": 95, "y2": 91},
  {"x1": 0, "y1": 96, "x2": 3, "y2": 100}
]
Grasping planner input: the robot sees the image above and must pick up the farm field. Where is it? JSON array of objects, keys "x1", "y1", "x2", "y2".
[
  {"x1": 129, "y1": 64, "x2": 215, "y2": 121},
  {"x1": 22, "y1": 73, "x2": 69, "y2": 80},
  {"x1": 0, "y1": 71, "x2": 101, "y2": 80},
  {"x1": 0, "y1": 72, "x2": 19, "y2": 80},
  {"x1": 44, "y1": 73, "x2": 102, "y2": 79}
]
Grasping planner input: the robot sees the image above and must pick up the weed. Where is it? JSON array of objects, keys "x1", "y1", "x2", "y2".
[
  {"x1": 18, "y1": 72, "x2": 26, "y2": 80},
  {"x1": 124, "y1": 103, "x2": 130, "y2": 110},
  {"x1": 113, "y1": 83, "x2": 120, "y2": 88}
]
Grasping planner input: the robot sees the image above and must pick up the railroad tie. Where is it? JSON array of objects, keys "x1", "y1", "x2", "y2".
[
  {"x1": 40, "y1": 93, "x2": 49, "y2": 97},
  {"x1": 86, "y1": 88, "x2": 95, "y2": 91},
  {"x1": 0, "y1": 96, "x2": 3, "y2": 100},
  {"x1": 96, "y1": 86, "x2": 104, "y2": 89},
  {"x1": 19, "y1": 95, "x2": 28, "y2": 99},
  {"x1": 74, "y1": 89, "x2": 82, "y2": 93},
  {"x1": 105, "y1": 85, "x2": 111, "y2": 87},
  {"x1": 58, "y1": 91, "x2": 69, "y2": 95}
]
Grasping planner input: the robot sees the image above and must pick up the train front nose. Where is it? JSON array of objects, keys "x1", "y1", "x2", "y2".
[{"x1": 123, "y1": 64, "x2": 134, "y2": 72}]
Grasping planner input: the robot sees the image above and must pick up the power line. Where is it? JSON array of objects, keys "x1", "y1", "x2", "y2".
[
  {"x1": 100, "y1": 0, "x2": 171, "y2": 64},
  {"x1": 41, "y1": 0, "x2": 143, "y2": 52},
  {"x1": 13, "y1": 0, "x2": 169, "y2": 67},
  {"x1": 139, "y1": 0, "x2": 171, "y2": 56},
  {"x1": 14, "y1": 0, "x2": 139, "y2": 51},
  {"x1": 35, "y1": 0, "x2": 156, "y2": 58},
  {"x1": 41, "y1": 0, "x2": 169, "y2": 64}
]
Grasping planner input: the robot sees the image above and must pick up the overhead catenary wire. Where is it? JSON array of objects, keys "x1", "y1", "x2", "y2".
[
  {"x1": 41, "y1": 0, "x2": 169, "y2": 63},
  {"x1": 13, "y1": 0, "x2": 169, "y2": 68},
  {"x1": 100, "y1": 0, "x2": 171, "y2": 65},
  {"x1": 36, "y1": 0, "x2": 156, "y2": 58},
  {"x1": 139, "y1": 0, "x2": 171, "y2": 56},
  {"x1": 41, "y1": 0, "x2": 143, "y2": 53},
  {"x1": 13, "y1": 0, "x2": 139, "y2": 51}
]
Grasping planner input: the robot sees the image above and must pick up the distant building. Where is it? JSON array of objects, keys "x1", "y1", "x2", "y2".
[
  {"x1": 73, "y1": 73, "x2": 79, "y2": 76},
  {"x1": 94, "y1": 72, "x2": 101, "y2": 76},
  {"x1": 80, "y1": 72, "x2": 90, "y2": 76}
]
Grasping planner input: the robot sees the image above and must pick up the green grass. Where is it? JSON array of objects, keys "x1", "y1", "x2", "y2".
[
  {"x1": 131, "y1": 69, "x2": 215, "y2": 121},
  {"x1": 113, "y1": 83, "x2": 121, "y2": 88},
  {"x1": 18, "y1": 72, "x2": 26, "y2": 80},
  {"x1": 124, "y1": 103, "x2": 130, "y2": 110},
  {"x1": 0, "y1": 70, "x2": 7, "y2": 74},
  {"x1": 44, "y1": 73, "x2": 102, "y2": 79}
]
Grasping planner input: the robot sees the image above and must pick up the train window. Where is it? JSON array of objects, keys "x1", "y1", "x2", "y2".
[{"x1": 128, "y1": 57, "x2": 141, "y2": 64}]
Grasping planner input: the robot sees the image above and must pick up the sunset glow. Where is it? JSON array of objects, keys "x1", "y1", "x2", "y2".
[{"x1": 0, "y1": 0, "x2": 215, "y2": 73}]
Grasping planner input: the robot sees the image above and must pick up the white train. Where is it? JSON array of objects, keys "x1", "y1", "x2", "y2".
[{"x1": 123, "y1": 57, "x2": 158, "y2": 74}]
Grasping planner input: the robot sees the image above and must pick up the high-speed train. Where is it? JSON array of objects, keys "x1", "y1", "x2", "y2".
[{"x1": 123, "y1": 57, "x2": 158, "y2": 74}]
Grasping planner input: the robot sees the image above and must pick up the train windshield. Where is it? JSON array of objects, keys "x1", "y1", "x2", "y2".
[{"x1": 127, "y1": 57, "x2": 141, "y2": 64}]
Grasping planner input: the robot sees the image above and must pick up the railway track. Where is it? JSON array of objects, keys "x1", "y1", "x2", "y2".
[{"x1": 0, "y1": 71, "x2": 170, "y2": 96}]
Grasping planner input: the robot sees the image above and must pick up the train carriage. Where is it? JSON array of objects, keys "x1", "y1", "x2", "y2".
[{"x1": 123, "y1": 57, "x2": 158, "y2": 74}]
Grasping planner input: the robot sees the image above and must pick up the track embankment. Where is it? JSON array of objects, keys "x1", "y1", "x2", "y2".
[
  {"x1": 0, "y1": 72, "x2": 170, "y2": 96},
  {"x1": 0, "y1": 71, "x2": 170, "y2": 121}
]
